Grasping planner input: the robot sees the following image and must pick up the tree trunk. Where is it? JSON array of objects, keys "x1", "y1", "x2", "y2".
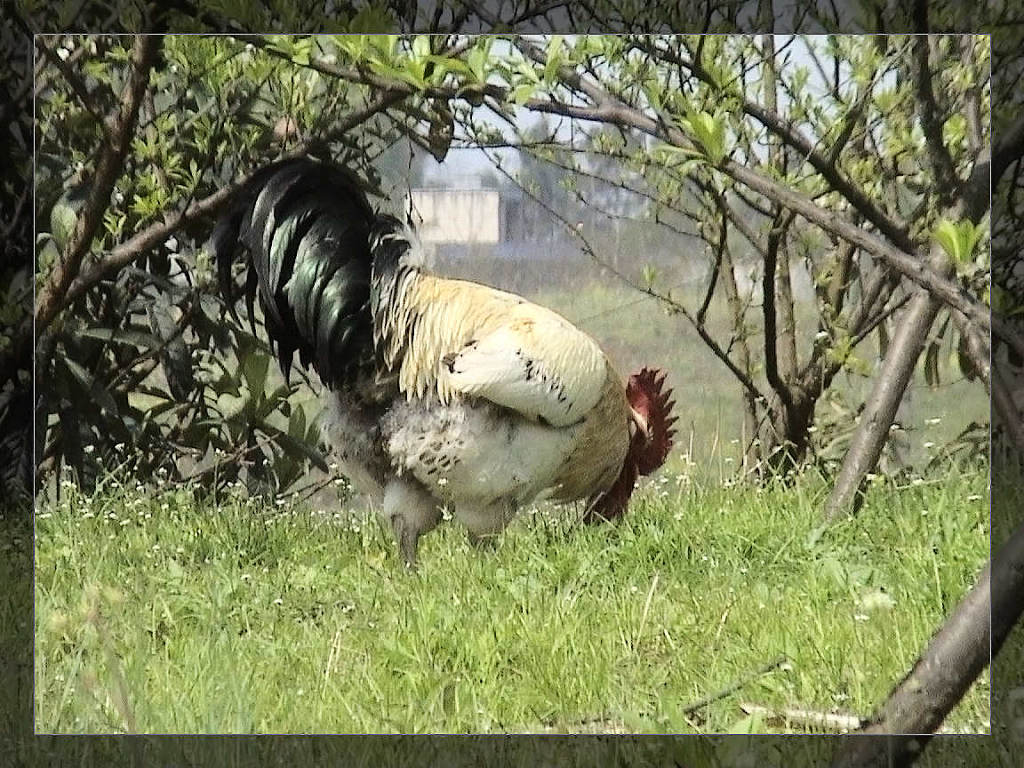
[
  {"x1": 824, "y1": 267, "x2": 948, "y2": 520},
  {"x1": 720, "y1": 242, "x2": 762, "y2": 472},
  {"x1": 829, "y1": 521, "x2": 1024, "y2": 767}
]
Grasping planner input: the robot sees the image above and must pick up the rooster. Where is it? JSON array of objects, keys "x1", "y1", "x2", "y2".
[{"x1": 213, "y1": 156, "x2": 676, "y2": 566}]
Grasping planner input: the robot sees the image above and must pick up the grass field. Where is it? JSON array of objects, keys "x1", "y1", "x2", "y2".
[{"x1": 35, "y1": 460, "x2": 989, "y2": 735}]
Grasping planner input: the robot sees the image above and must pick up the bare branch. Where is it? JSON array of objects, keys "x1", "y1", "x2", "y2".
[
  {"x1": 830, "y1": 522, "x2": 1024, "y2": 766},
  {"x1": 635, "y1": 37, "x2": 915, "y2": 252}
]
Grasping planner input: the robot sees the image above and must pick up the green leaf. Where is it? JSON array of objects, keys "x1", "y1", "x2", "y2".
[
  {"x1": 62, "y1": 356, "x2": 120, "y2": 416},
  {"x1": 412, "y1": 35, "x2": 431, "y2": 60},
  {"x1": 651, "y1": 143, "x2": 701, "y2": 166},
  {"x1": 260, "y1": 423, "x2": 328, "y2": 472},
  {"x1": 511, "y1": 83, "x2": 536, "y2": 106},
  {"x1": 241, "y1": 351, "x2": 270, "y2": 394},
  {"x1": 642, "y1": 264, "x2": 657, "y2": 288},
  {"x1": 77, "y1": 326, "x2": 162, "y2": 349},
  {"x1": 933, "y1": 218, "x2": 984, "y2": 264},
  {"x1": 543, "y1": 35, "x2": 564, "y2": 84},
  {"x1": 681, "y1": 109, "x2": 727, "y2": 164},
  {"x1": 288, "y1": 404, "x2": 307, "y2": 441}
]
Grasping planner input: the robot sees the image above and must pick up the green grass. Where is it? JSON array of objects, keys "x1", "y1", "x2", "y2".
[{"x1": 34, "y1": 462, "x2": 989, "y2": 735}]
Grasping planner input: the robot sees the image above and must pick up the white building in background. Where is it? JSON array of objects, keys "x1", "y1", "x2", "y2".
[{"x1": 408, "y1": 187, "x2": 501, "y2": 245}]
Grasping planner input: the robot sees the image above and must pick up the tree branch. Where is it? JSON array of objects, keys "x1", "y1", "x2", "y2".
[
  {"x1": 830, "y1": 521, "x2": 1024, "y2": 767},
  {"x1": 634, "y1": 37, "x2": 915, "y2": 252},
  {"x1": 34, "y1": 34, "x2": 161, "y2": 337},
  {"x1": 762, "y1": 209, "x2": 797, "y2": 413},
  {"x1": 910, "y1": 9, "x2": 960, "y2": 201},
  {"x1": 60, "y1": 88, "x2": 408, "y2": 309},
  {"x1": 504, "y1": 37, "x2": 1008, "y2": 356}
]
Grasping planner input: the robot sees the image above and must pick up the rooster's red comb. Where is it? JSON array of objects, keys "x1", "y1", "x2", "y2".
[{"x1": 627, "y1": 367, "x2": 677, "y2": 475}]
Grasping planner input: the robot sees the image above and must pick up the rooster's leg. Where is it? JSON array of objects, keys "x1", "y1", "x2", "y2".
[
  {"x1": 457, "y1": 498, "x2": 515, "y2": 552},
  {"x1": 382, "y1": 478, "x2": 442, "y2": 568},
  {"x1": 391, "y1": 515, "x2": 421, "y2": 567}
]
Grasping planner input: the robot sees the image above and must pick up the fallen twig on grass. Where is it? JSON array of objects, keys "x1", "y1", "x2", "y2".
[
  {"x1": 739, "y1": 702, "x2": 864, "y2": 732},
  {"x1": 681, "y1": 654, "x2": 789, "y2": 716}
]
